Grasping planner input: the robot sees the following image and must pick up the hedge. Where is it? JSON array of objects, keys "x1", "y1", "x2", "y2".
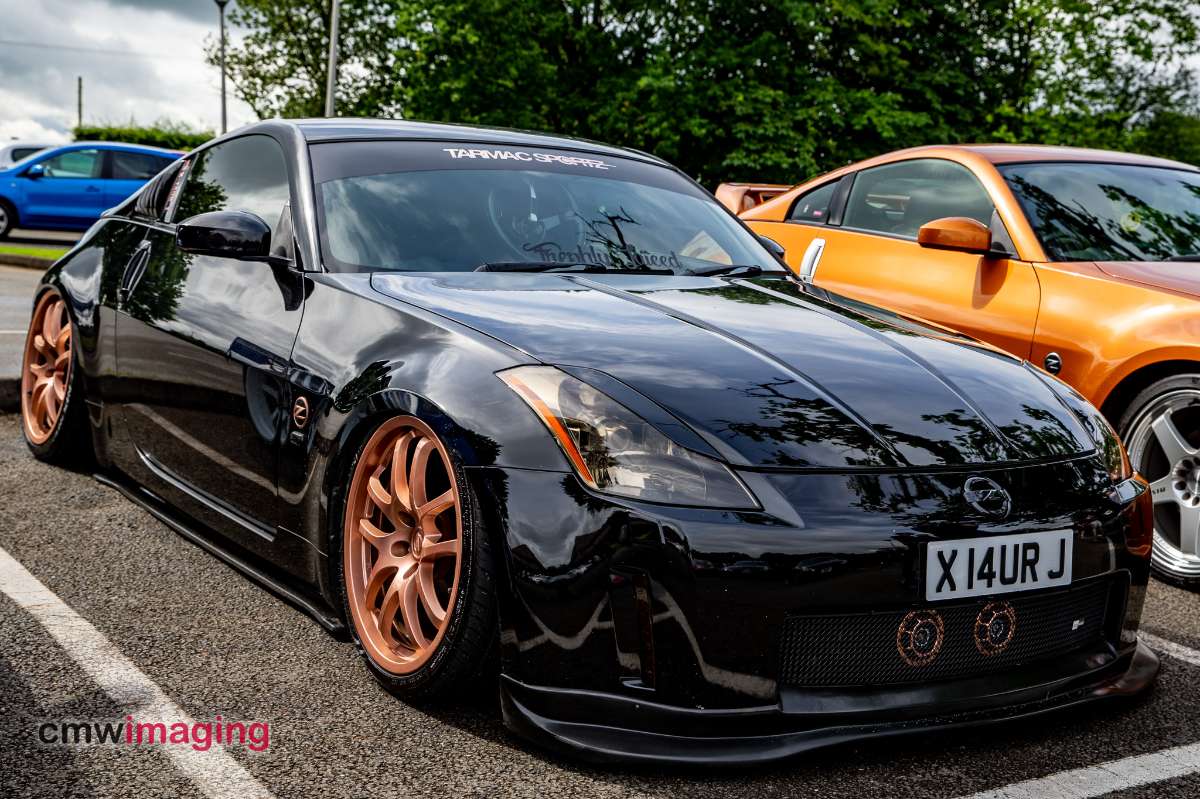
[{"x1": 72, "y1": 122, "x2": 214, "y2": 151}]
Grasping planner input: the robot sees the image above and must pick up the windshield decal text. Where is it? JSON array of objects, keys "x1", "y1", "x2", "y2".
[{"x1": 442, "y1": 148, "x2": 613, "y2": 170}]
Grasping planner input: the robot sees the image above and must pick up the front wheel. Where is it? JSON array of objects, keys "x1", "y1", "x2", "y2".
[
  {"x1": 0, "y1": 201, "x2": 15, "y2": 239},
  {"x1": 336, "y1": 415, "x2": 497, "y2": 703},
  {"x1": 1120, "y1": 374, "x2": 1200, "y2": 587}
]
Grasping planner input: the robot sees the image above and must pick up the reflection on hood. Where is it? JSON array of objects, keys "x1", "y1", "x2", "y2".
[{"x1": 372, "y1": 272, "x2": 1094, "y2": 469}]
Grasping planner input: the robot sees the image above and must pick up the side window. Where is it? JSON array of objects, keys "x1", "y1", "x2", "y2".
[
  {"x1": 112, "y1": 151, "x2": 169, "y2": 180},
  {"x1": 131, "y1": 160, "x2": 186, "y2": 221},
  {"x1": 172, "y1": 135, "x2": 290, "y2": 232},
  {"x1": 788, "y1": 180, "x2": 839, "y2": 223},
  {"x1": 41, "y1": 149, "x2": 102, "y2": 179},
  {"x1": 12, "y1": 147, "x2": 44, "y2": 161},
  {"x1": 841, "y1": 159, "x2": 993, "y2": 238}
]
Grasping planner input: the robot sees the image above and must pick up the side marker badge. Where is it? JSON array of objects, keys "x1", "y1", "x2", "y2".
[{"x1": 292, "y1": 396, "x2": 310, "y2": 429}]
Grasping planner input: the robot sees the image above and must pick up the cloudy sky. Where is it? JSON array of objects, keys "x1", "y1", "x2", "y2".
[{"x1": 0, "y1": 0, "x2": 257, "y2": 143}]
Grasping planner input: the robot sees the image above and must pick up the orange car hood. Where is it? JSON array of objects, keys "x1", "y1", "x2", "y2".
[{"x1": 1094, "y1": 261, "x2": 1200, "y2": 299}]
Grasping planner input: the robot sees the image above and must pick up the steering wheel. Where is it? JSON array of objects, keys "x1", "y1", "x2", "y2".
[{"x1": 486, "y1": 177, "x2": 583, "y2": 257}]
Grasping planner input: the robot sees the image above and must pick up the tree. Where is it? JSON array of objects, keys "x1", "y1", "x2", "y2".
[
  {"x1": 210, "y1": 0, "x2": 1200, "y2": 182},
  {"x1": 208, "y1": 0, "x2": 400, "y2": 119}
]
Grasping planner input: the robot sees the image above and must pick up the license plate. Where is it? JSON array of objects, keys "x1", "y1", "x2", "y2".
[{"x1": 925, "y1": 530, "x2": 1072, "y2": 601}]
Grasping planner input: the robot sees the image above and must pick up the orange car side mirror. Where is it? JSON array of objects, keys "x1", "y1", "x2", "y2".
[{"x1": 917, "y1": 217, "x2": 992, "y2": 255}]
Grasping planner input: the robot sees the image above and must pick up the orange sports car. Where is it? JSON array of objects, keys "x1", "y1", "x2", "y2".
[{"x1": 725, "y1": 145, "x2": 1200, "y2": 585}]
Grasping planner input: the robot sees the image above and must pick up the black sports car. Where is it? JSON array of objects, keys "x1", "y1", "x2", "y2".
[{"x1": 21, "y1": 119, "x2": 1157, "y2": 765}]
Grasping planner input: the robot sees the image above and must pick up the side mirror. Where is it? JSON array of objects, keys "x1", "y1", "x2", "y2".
[
  {"x1": 24, "y1": 163, "x2": 45, "y2": 179},
  {"x1": 917, "y1": 217, "x2": 992, "y2": 255},
  {"x1": 757, "y1": 234, "x2": 786, "y2": 260},
  {"x1": 176, "y1": 210, "x2": 273, "y2": 261}
]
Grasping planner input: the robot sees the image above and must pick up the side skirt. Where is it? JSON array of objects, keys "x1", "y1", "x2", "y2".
[{"x1": 93, "y1": 471, "x2": 346, "y2": 635}]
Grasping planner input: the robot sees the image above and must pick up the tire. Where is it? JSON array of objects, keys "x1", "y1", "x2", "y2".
[
  {"x1": 0, "y1": 200, "x2": 15, "y2": 240},
  {"x1": 1118, "y1": 373, "x2": 1200, "y2": 588},
  {"x1": 334, "y1": 414, "x2": 498, "y2": 703},
  {"x1": 20, "y1": 288, "x2": 93, "y2": 466}
]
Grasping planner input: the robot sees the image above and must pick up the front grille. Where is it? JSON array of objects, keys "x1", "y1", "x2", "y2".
[{"x1": 778, "y1": 577, "x2": 1115, "y2": 688}]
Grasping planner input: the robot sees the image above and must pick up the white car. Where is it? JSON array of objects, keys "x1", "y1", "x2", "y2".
[{"x1": 0, "y1": 141, "x2": 54, "y2": 169}]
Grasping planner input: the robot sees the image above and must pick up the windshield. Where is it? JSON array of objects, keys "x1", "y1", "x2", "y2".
[
  {"x1": 1001, "y1": 162, "x2": 1200, "y2": 262},
  {"x1": 310, "y1": 140, "x2": 782, "y2": 274}
]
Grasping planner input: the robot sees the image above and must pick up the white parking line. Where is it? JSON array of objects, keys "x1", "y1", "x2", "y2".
[
  {"x1": 0, "y1": 544, "x2": 276, "y2": 799},
  {"x1": 1141, "y1": 632, "x2": 1200, "y2": 667},
  {"x1": 958, "y1": 742, "x2": 1200, "y2": 798},
  {"x1": 958, "y1": 633, "x2": 1200, "y2": 798}
]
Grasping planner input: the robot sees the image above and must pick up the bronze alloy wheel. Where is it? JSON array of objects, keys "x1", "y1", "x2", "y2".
[
  {"x1": 21, "y1": 291, "x2": 73, "y2": 446},
  {"x1": 344, "y1": 416, "x2": 463, "y2": 675}
]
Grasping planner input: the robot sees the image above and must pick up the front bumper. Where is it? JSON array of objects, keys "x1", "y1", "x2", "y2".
[
  {"x1": 500, "y1": 640, "x2": 1159, "y2": 766},
  {"x1": 472, "y1": 457, "x2": 1155, "y2": 765}
]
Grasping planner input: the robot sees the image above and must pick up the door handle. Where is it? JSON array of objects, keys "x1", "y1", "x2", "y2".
[
  {"x1": 118, "y1": 241, "x2": 152, "y2": 302},
  {"x1": 85, "y1": 185, "x2": 102, "y2": 192},
  {"x1": 797, "y1": 238, "x2": 826, "y2": 283}
]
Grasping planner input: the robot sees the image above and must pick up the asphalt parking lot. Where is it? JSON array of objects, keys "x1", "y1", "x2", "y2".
[{"x1": 0, "y1": 415, "x2": 1197, "y2": 798}]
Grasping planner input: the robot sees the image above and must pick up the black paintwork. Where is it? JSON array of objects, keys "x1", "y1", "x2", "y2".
[{"x1": 39, "y1": 119, "x2": 1155, "y2": 765}]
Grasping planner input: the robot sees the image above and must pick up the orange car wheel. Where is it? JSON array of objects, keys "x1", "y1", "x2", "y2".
[{"x1": 1121, "y1": 375, "x2": 1200, "y2": 585}]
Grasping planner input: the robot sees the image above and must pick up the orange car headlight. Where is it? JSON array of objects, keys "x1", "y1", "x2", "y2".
[{"x1": 499, "y1": 365, "x2": 758, "y2": 509}]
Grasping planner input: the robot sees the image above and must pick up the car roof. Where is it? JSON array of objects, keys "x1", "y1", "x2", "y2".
[
  {"x1": 286, "y1": 117, "x2": 667, "y2": 165},
  {"x1": 869, "y1": 143, "x2": 1198, "y2": 171},
  {"x1": 33, "y1": 141, "x2": 183, "y2": 156}
]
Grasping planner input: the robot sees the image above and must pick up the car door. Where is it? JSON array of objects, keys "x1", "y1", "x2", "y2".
[
  {"x1": 750, "y1": 158, "x2": 1040, "y2": 360},
  {"x1": 106, "y1": 149, "x2": 173, "y2": 209},
  {"x1": 114, "y1": 133, "x2": 303, "y2": 555},
  {"x1": 22, "y1": 147, "x2": 107, "y2": 228}
]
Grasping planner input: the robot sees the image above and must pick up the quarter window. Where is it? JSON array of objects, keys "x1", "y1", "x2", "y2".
[
  {"x1": 842, "y1": 159, "x2": 993, "y2": 238},
  {"x1": 788, "y1": 181, "x2": 838, "y2": 224},
  {"x1": 40, "y1": 149, "x2": 102, "y2": 179},
  {"x1": 172, "y1": 135, "x2": 290, "y2": 232}
]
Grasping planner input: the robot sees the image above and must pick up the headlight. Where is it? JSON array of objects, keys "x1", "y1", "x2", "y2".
[
  {"x1": 500, "y1": 365, "x2": 758, "y2": 508},
  {"x1": 1034, "y1": 369, "x2": 1131, "y2": 482}
]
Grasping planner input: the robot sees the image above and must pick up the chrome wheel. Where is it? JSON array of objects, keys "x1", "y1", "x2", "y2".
[{"x1": 1125, "y1": 389, "x2": 1200, "y2": 579}]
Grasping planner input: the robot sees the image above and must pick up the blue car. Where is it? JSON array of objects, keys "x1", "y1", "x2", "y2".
[{"x1": 0, "y1": 142, "x2": 181, "y2": 239}]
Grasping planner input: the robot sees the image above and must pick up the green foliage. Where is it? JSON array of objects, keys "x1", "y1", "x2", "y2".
[
  {"x1": 209, "y1": 0, "x2": 1200, "y2": 183},
  {"x1": 73, "y1": 120, "x2": 212, "y2": 151}
]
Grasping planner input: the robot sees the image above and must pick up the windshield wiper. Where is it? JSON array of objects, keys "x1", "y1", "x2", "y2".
[
  {"x1": 1167, "y1": 254, "x2": 1200, "y2": 262},
  {"x1": 475, "y1": 261, "x2": 608, "y2": 273},
  {"x1": 474, "y1": 261, "x2": 673, "y2": 274},
  {"x1": 691, "y1": 264, "x2": 766, "y2": 278}
]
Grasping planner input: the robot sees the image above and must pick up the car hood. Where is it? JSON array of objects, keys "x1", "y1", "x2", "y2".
[
  {"x1": 371, "y1": 272, "x2": 1093, "y2": 469},
  {"x1": 1093, "y1": 260, "x2": 1200, "y2": 298}
]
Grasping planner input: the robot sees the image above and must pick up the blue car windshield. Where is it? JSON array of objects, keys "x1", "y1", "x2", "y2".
[{"x1": 310, "y1": 140, "x2": 781, "y2": 274}]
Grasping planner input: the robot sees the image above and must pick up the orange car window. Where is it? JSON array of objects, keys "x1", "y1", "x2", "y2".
[
  {"x1": 842, "y1": 159, "x2": 992, "y2": 238},
  {"x1": 788, "y1": 180, "x2": 839, "y2": 223}
]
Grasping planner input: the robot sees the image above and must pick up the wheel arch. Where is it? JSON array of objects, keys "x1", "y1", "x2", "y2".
[{"x1": 1099, "y1": 358, "x2": 1200, "y2": 430}]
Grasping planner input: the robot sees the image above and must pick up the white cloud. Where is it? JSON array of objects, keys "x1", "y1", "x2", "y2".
[{"x1": 0, "y1": 0, "x2": 257, "y2": 144}]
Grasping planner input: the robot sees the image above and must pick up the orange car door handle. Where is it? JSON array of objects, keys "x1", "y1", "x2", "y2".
[{"x1": 797, "y1": 238, "x2": 826, "y2": 283}]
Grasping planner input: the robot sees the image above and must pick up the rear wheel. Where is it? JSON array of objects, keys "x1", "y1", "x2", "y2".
[
  {"x1": 336, "y1": 415, "x2": 497, "y2": 702},
  {"x1": 20, "y1": 289, "x2": 91, "y2": 465},
  {"x1": 1120, "y1": 374, "x2": 1200, "y2": 587}
]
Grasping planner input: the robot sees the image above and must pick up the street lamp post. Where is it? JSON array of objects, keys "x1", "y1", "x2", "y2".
[
  {"x1": 215, "y1": 0, "x2": 230, "y2": 134},
  {"x1": 324, "y1": 0, "x2": 341, "y2": 117}
]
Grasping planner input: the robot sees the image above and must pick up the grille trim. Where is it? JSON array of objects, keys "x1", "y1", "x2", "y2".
[{"x1": 778, "y1": 576, "x2": 1115, "y2": 688}]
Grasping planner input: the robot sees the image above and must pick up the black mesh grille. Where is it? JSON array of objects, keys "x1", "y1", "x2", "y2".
[{"x1": 778, "y1": 578, "x2": 1114, "y2": 687}]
